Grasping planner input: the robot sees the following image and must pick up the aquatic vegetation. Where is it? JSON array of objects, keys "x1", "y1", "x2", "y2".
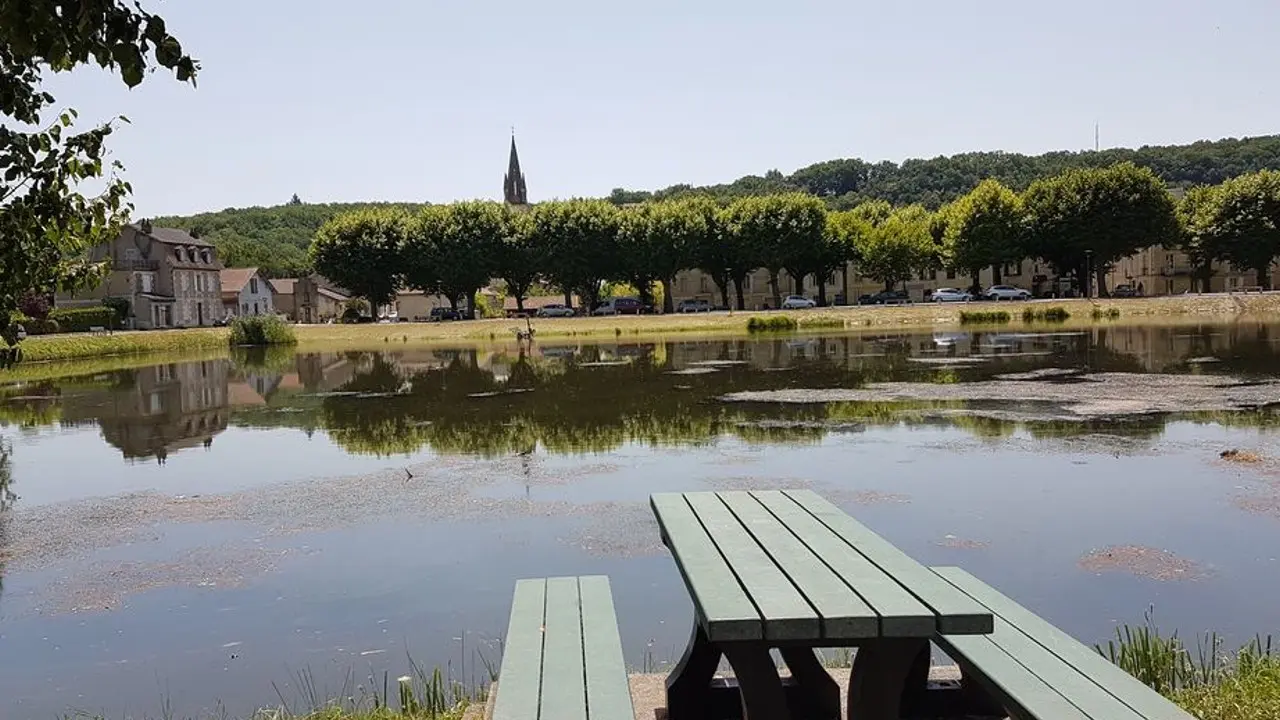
[
  {"x1": 798, "y1": 316, "x2": 846, "y2": 329},
  {"x1": 958, "y1": 310, "x2": 1011, "y2": 324},
  {"x1": 1021, "y1": 306, "x2": 1070, "y2": 322},
  {"x1": 1098, "y1": 607, "x2": 1278, "y2": 719},
  {"x1": 1092, "y1": 307, "x2": 1122, "y2": 320},
  {"x1": 746, "y1": 315, "x2": 798, "y2": 332},
  {"x1": 230, "y1": 315, "x2": 298, "y2": 346}
]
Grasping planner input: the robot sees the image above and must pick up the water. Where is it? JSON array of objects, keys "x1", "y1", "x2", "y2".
[{"x1": 2, "y1": 322, "x2": 1280, "y2": 718}]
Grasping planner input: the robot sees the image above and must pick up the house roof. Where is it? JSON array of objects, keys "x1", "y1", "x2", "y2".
[
  {"x1": 219, "y1": 267, "x2": 266, "y2": 294},
  {"x1": 318, "y1": 287, "x2": 348, "y2": 301},
  {"x1": 270, "y1": 278, "x2": 296, "y2": 295},
  {"x1": 137, "y1": 225, "x2": 215, "y2": 248}
]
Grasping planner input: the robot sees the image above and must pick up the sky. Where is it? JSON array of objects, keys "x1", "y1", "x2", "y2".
[{"x1": 44, "y1": 0, "x2": 1280, "y2": 216}]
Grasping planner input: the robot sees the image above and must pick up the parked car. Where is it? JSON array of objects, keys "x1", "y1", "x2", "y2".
[
  {"x1": 860, "y1": 290, "x2": 911, "y2": 305},
  {"x1": 1111, "y1": 284, "x2": 1142, "y2": 298},
  {"x1": 781, "y1": 295, "x2": 817, "y2": 309},
  {"x1": 676, "y1": 298, "x2": 714, "y2": 313},
  {"x1": 592, "y1": 297, "x2": 644, "y2": 316},
  {"x1": 984, "y1": 285, "x2": 1032, "y2": 301},
  {"x1": 535, "y1": 303, "x2": 575, "y2": 318},
  {"x1": 929, "y1": 288, "x2": 972, "y2": 303},
  {"x1": 430, "y1": 307, "x2": 461, "y2": 321}
]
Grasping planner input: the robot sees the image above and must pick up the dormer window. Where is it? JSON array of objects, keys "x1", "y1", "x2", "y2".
[
  {"x1": 174, "y1": 247, "x2": 184, "y2": 262},
  {"x1": 201, "y1": 250, "x2": 211, "y2": 264}
]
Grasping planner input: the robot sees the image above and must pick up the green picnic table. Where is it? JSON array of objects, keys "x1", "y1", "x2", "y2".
[{"x1": 651, "y1": 489, "x2": 995, "y2": 720}]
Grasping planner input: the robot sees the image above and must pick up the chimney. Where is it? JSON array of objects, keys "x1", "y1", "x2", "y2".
[{"x1": 139, "y1": 219, "x2": 153, "y2": 235}]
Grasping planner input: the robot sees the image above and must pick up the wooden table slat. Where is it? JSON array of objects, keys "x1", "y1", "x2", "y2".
[
  {"x1": 685, "y1": 492, "x2": 819, "y2": 641},
  {"x1": 934, "y1": 567, "x2": 1197, "y2": 720},
  {"x1": 491, "y1": 579, "x2": 546, "y2": 720},
  {"x1": 752, "y1": 490, "x2": 936, "y2": 637},
  {"x1": 539, "y1": 577, "x2": 588, "y2": 720},
  {"x1": 579, "y1": 576, "x2": 636, "y2": 720},
  {"x1": 719, "y1": 491, "x2": 879, "y2": 639},
  {"x1": 650, "y1": 493, "x2": 761, "y2": 641},
  {"x1": 784, "y1": 489, "x2": 992, "y2": 634}
]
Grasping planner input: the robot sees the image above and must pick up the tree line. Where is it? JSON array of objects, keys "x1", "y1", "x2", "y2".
[
  {"x1": 309, "y1": 163, "x2": 1280, "y2": 315},
  {"x1": 609, "y1": 135, "x2": 1280, "y2": 210}
]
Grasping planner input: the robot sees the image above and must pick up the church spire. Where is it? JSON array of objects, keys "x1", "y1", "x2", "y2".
[{"x1": 503, "y1": 130, "x2": 528, "y2": 206}]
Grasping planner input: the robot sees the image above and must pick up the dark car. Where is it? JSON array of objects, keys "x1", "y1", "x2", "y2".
[
  {"x1": 1111, "y1": 284, "x2": 1142, "y2": 298},
  {"x1": 860, "y1": 290, "x2": 911, "y2": 305},
  {"x1": 430, "y1": 307, "x2": 461, "y2": 321}
]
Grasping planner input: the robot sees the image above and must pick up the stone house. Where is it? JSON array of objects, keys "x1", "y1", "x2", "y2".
[
  {"x1": 219, "y1": 267, "x2": 276, "y2": 318},
  {"x1": 57, "y1": 222, "x2": 223, "y2": 328},
  {"x1": 270, "y1": 275, "x2": 349, "y2": 322}
]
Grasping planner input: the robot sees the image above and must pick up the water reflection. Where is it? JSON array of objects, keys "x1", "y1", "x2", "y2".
[{"x1": 1, "y1": 323, "x2": 1279, "y2": 468}]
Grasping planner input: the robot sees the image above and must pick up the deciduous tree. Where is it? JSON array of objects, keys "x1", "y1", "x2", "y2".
[
  {"x1": 498, "y1": 211, "x2": 542, "y2": 313},
  {"x1": 527, "y1": 200, "x2": 621, "y2": 311},
  {"x1": 403, "y1": 202, "x2": 505, "y2": 318},
  {"x1": 0, "y1": 0, "x2": 198, "y2": 365},
  {"x1": 945, "y1": 179, "x2": 1025, "y2": 294},
  {"x1": 1023, "y1": 163, "x2": 1178, "y2": 296},
  {"x1": 311, "y1": 209, "x2": 407, "y2": 310},
  {"x1": 856, "y1": 205, "x2": 937, "y2": 292},
  {"x1": 1174, "y1": 185, "x2": 1222, "y2": 293},
  {"x1": 1202, "y1": 170, "x2": 1280, "y2": 290}
]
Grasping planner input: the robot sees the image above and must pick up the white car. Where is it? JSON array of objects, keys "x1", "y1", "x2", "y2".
[
  {"x1": 929, "y1": 288, "x2": 972, "y2": 303},
  {"x1": 535, "y1": 303, "x2": 575, "y2": 318},
  {"x1": 984, "y1": 285, "x2": 1032, "y2": 301},
  {"x1": 781, "y1": 295, "x2": 817, "y2": 309}
]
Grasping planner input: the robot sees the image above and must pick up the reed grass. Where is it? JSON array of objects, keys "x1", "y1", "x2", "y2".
[
  {"x1": 1021, "y1": 306, "x2": 1071, "y2": 323},
  {"x1": 1092, "y1": 307, "x2": 1122, "y2": 320},
  {"x1": 229, "y1": 315, "x2": 298, "y2": 346},
  {"x1": 1097, "y1": 607, "x2": 1278, "y2": 717},
  {"x1": 958, "y1": 310, "x2": 1011, "y2": 324},
  {"x1": 798, "y1": 316, "x2": 846, "y2": 330},
  {"x1": 17, "y1": 327, "x2": 228, "y2": 362},
  {"x1": 745, "y1": 315, "x2": 798, "y2": 332}
]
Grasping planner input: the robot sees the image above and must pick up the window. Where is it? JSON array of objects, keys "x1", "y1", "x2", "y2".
[
  {"x1": 123, "y1": 247, "x2": 139, "y2": 262},
  {"x1": 1006, "y1": 261, "x2": 1023, "y2": 277},
  {"x1": 242, "y1": 302, "x2": 249, "y2": 314},
  {"x1": 253, "y1": 302, "x2": 259, "y2": 315},
  {"x1": 250, "y1": 277, "x2": 258, "y2": 294},
  {"x1": 699, "y1": 276, "x2": 708, "y2": 293},
  {"x1": 201, "y1": 250, "x2": 211, "y2": 264},
  {"x1": 946, "y1": 268, "x2": 956, "y2": 280},
  {"x1": 174, "y1": 247, "x2": 184, "y2": 261},
  {"x1": 1229, "y1": 276, "x2": 1240, "y2": 289},
  {"x1": 139, "y1": 272, "x2": 155, "y2": 293}
]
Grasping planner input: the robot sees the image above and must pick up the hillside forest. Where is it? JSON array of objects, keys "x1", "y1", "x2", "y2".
[{"x1": 153, "y1": 135, "x2": 1280, "y2": 277}]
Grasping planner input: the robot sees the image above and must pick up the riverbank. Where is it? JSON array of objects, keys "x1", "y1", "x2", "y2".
[{"x1": 7, "y1": 291, "x2": 1280, "y2": 365}]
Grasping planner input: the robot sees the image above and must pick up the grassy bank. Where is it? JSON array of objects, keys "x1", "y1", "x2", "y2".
[
  {"x1": 16, "y1": 327, "x2": 228, "y2": 363},
  {"x1": 6, "y1": 291, "x2": 1280, "y2": 364}
]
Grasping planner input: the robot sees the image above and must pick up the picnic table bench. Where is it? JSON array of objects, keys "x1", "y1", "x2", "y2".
[
  {"x1": 651, "y1": 489, "x2": 1195, "y2": 720},
  {"x1": 490, "y1": 575, "x2": 634, "y2": 720}
]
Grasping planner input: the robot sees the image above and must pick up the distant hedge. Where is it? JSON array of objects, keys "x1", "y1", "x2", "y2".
[{"x1": 49, "y1": 306, "x2": 117, "y2": 332}]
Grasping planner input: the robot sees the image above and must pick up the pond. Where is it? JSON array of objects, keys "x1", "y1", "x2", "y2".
[{"x1": 2, "y1": 322, "x2": 1280, "y2": 718}]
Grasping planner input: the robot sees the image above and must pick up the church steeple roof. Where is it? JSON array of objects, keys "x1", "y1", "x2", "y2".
[{"x1": 503, "y1": 131, "x2": 528, "y2": 205}]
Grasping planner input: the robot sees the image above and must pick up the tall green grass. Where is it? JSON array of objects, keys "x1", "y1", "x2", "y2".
[
  {"x1": 958, "y1": 310, "x2": 1011, "y2": 325},
  {"x1": 798, "y1": 317, "x2": 846, "y2": 330},
  {"x1": 1097, "y1": 607, "x2": 1278, "y2": 718},
  {"x1": 1092, "y1": 307, "x2": 1122, "y2": 320},
  {"x1": 746, "y1": 315, "x2": 798, "y2": 332},
  {"x1": 230, "y1": 315, "x2": 298, "y2": 346},
  {"x1": 15, "y1": 327, "x2": 228, "y2": 363},
  {"x1": 1022, "y1": 307, "x2": 1071, "y2": 323}
]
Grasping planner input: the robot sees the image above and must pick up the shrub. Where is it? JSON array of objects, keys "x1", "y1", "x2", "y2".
[
  {"x1": 228, "y1": 315, "x2": 297, "y2": 346},
  {"x1": 341, "y1": 306, "x2": 363, "y2": 324},
  {"x1": 746, "y1": 315, "x2": 798, "y2": 332},
  {"x1": 48, "y1": 306, "x2": 117, "y2": 332},
  {"x1": 1022, "y1": 307, "x2": 1070, "y2": 323},
  {"x1": 1092, "y1": 307, "x2": 1122, "y2": 320},
  {"x1": 101, "y1": 297, "x2": 130, "y2": 325},
  {"x1": 959, "y1": 310, "x2": 1011, "y2": 325},
  {"x1": 19, "y1": 292, "x2": 50, "y2": 320}
]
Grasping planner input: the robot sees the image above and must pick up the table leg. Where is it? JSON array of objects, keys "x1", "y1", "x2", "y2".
[
  {"x1": 779, "y1": 648, "x2": 840, "y2": 720},
  {"x1": 666, "y1": 623, "x2": 722, "y2": 720},
  {"x1": 846, "y1": 638, "x2": 930, "y2": 720},
  {"x1": 724, "y1": 645, "x2": 792, "y2": 720}
]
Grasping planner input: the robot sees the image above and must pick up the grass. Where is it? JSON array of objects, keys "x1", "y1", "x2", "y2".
[
  {"x1": 16, "y1": 327, "x2": 228, "y2": 362},
  {"x1": 1098, "y1": 608, "x2": 1279, "y2": 719},
  {"x1": 746, "y1": 315, "x2": 798, "y2": 332},
  {"x1": 230, "y1": 315, "x2": 298, "y2": 346},
  {"x1": 1092, "y1": 306, "x2": 1123, "y2": 319},
  {"x1": 959, "y1": 310, "x2": 1012, "y2": 324},
  {"x1": 1021, "y1": 306, "x2": 1071, "y2": 322}
]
